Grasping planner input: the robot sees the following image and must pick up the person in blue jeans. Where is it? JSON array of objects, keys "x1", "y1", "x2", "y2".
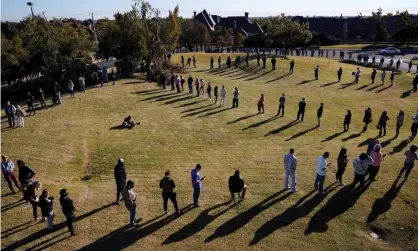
[
  {"x1": 122, "y1": 180, "x2": 142, "y2": 226},
  {"x1": 191, "y1": 164, "x2": 205, "y2": 207},
  {"x1": 314, "y1": 152, "x2": 331, "y2": 195}
]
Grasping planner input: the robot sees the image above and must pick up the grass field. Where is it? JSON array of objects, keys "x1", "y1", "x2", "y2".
[{"x1": 1, "y1": 53, "x2": 418, "y2": 251}]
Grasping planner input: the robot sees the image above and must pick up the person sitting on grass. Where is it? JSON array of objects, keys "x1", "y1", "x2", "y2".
[
  {"x1": 228, "y1": 170, "x2": 247, "y2": 202},
  {"x1": 122, "y1": 115, "x2": 138, "y2": 129}
]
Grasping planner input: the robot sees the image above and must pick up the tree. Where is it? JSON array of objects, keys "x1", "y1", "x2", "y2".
[
  {"x1": 371, "y1": 8, "x2": 389, "y2": 43},
  {"x1": 180, "y1": 19, "x2": 211, "y2": 51},
  {"x1": 212, "y1": 27, "x2": 234, "y2": 48},
  {"x1": 393, "y1": 11, "x2": 418, "y2": 47},
  {"x1": 1, "y1": 35, "x2": 29, "y2": 85},
  {"x1": 269, "y1": 14, "x2": 312, "y2": 48}
]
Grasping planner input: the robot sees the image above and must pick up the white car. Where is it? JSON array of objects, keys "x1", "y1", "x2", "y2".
[{"x1": 379, "y1": 47, "x2": 401, "y2": 55}]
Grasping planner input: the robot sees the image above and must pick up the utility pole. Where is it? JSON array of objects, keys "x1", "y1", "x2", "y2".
[
  {"x1": 27, "y1": 2, "x2": 34, "y2": 18},
  {"x1": 91, "y1": 12, "x2": 99, "y2": 51}
]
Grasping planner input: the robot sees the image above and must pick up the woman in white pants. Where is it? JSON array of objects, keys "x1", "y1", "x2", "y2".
[
  {"x1": 15, "y1": 105, "x2": 26, "y2": 127},
  {"x1": 220, "y1": 85, "x2": 227, "y2": 107}
]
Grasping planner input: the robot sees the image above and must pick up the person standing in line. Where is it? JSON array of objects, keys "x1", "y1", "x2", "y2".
[
  {"x1": 175, "y1": 75, "x2": 181, "y2": 93},
  {"x1": 289, "y1": 60, "x2": 295, "y2": 74},
  {"x1": 314, "y1": 65, "x2": 319, "y2": 80},
  {"x1": 314, "y1": 152, "x2": 331, "y2": 195},
  {"x1": 246, "y1": 52, "x2": 249, "y2": 66},
  {"x1": 186, "y1": 57, "x2": 191, "y2": 67},
  {"x1": 192, "y1": 56, "x2": 196, "y2": 68},
  {"x1": 159, "y1": 170, "x2": 179, "y2": 214},
  {"x1": 122, "y1": 180, "x2": 142, "y2": 226},
  {"x1": 369, "y1": 144, "x2": 386, "y2": 182},
  {"x1": 366, "y1": 138, "x2": 380, "y2": 156},
  {"x1": 181, "y1": 55, "x2": 184, "y2": 67},
  {"x1": 256, "y1": 53, "x2": 260, "y2": 66},
  {"x1": 337, "y1": 67, "x2": 343, "y2": 82},
  {"x1": 59, "y1": 189, "x2": 76, "y2": 236},
  {"x1": 390, "y1": 70, "x2": 395, "y2": 85},
  {"x1": 214, "y1": 85, "x2": 219, "y2": 104},
  {"x1": 410, "y1": 109, "x2": 418, "y2": 140},
  {"x1": 67, "y1": 80, "x2": 75, "y2": 98},
  {"x1": 352, "y1": 153, "x2": 373, "y2": 191},
  {"x1": 39, "y1": 189, "x2": 55, "y2": 230},
  {"x1": 53, "y1": 82, "x2": 61, "y2": 105},
  {"x1": 297, "y1": 98, "x2": 306, "y2": 121},
  {"x1": 207, "y1": 82, "x2": 212, "y2": 100},
  {"x1": 218, "y1": 56, "x2": 221, "y2": 68},
  {"x1": 333, "y1": 50, "x2": 336, "y2": 58},
  {"x1": 408, "y1": 61, "x2": 413, "y2": 73},
  {"x1": 284, "y1": 148, "x2": 297, "y2": 192},
  {"x1": 277, "y1": 93, "x2": 286, "y2": 117},
  {"x1": 159, "y1": 72, "x2": 167, "y2": 89},
  {"x1": 114, "y1": 158, "x2": 127, "y2": 205},
  {"x1": 4, "y1": 101, "x2": 16, "y2": 127},
  {"x1": 371, "y1": 68, "x2": 377, "y2": 84},
  {"x1": 232, "y1": 87, "x2": 240, "y2": 108},
  {"x1": 317, "y1": 103, "x2": 324, "y2": 127},
  {"x1": 262, "y1": 55, "x2": 267, "y2": 68},
  {"x1": 362, "y1": 107, "x2": 372, "y2": 132},
  {"x1": 399, "y1": 145, "x2": 418, "y2": 180},
  {"x1": 1, "y1": 155, "x2": 20, "y2": 193},
  {"x1": 354, "y1": 67, "x2": 360, "y2": 84},
  {"x1": 195, "y1": 78, "x2": 200, "y2": 97},
  {"x1": 228, "y1": 170, "x2": 248, "y2": 201},
  {"x1": 381, "y1": 69, "x2": 386, "y2": 85},
  {"x1": 271, "y1": 56, "x2": 277, "y2": 70},
  {"x1": 199, "y1": 79, "x2": 205, "y2": 95},
  {"x1": 15, "y1": 105, "x2": 26, "y2": 128},
  {"x1": 27, "y1": 92, "x2": 36, "y2": 115},
  {"x1": 180, "y1": 75, "x2": 185, "y2": 92},
  {"x1": 26, "y1": 181, "x2": 42, "y2": 221},
  {"x1": 412, "y1": 75, "x2": 418, "y2": 92},
  {"x1": 191, "y1": 164, "x2": 205, "y2": 207},
  {"x1": 111, "y1": 68, "x2": 116, "y2": 85},
  {"x1": 395, "y1": 110, "x2": 405, "y2": 138},
  {"x1": 227, "y1": 56, "x2": 231, "y2": 68},
  {"x1": 210, "y1": 57, "x2": 214, "y2": 69},
  {"x1": 78, "y1": 75, "x2": 86, "y2": 92},
  {"x1": 170, "y1": 75, "x2": 175, "y2": 90},
  {"x1": 344, "y1": 110, "x2": 352, "y2": 132},
  {"x1": 336, "y1": 148, "x2": 348, "y2": 185},
  {"x1": 187, "y1": 75, "x2": 193, "y2": 94},
  {"x1": 220, "y1": 85, "x2": 227, "y2": 107},
  {"x1": 396, "y1": 59, "x2": 401, "y2": 70},
  {"x1": 257, "y1": 94, "x2": 265, "y2": 114},
  {"x1": 17, "y1": 160, "x2": 36, "y2": 199},
  {"x1": 377, "y1": 111, "x2": 390, "y2": 137}
]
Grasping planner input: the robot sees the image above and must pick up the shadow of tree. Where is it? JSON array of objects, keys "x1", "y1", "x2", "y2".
[
  {"x1": 285, "y1": 126, "x2": 318, "y2": 141},
  {"x1": 366, "y1": 177, "x2": 405, "y2": 223},
  {"x1": 205, "y1": 190, "x2": 291, "y2": 243}
]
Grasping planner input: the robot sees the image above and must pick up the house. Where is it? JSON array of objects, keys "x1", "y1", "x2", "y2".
[{"x1": 194, "y1": 10, "x2": 263, "y2": 36}]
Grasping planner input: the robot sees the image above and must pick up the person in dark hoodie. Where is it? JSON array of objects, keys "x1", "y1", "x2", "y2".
[
  {"x1": 59, "y1": 189, "x2": 76, "y2": 236},
  {"x1": 39, "y1": 189, "x2": 54, "y2": 230},
  {"x1": 114, "y1": 158, "x2": 127, "y2": 205},
  {"x1": 159, "y1": 170, "x2": 179, "y2": 214},
  {"x1": 228, "y1": 170, "x2": 247, "y2": 202}
]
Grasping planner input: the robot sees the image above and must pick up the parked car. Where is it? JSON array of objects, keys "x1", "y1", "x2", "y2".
[
  {"x1": 379, "y1": 47, "x2": 401, "y2": 55},
  {"x1": 205, "y1": 48, "x2": 221, "y2": 53}
]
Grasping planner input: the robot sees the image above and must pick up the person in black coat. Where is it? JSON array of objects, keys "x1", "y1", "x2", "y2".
[
  {"x1": 246, "y1": 52, "x2": 249, "y2": 66},
  {"x1": 60, "y1": 189, "x2": 76, "y2": 236},
  {"x1": 344, "y1": 110, "x2": 352, "y2": 132},
  {"x1": 271, "y1": 57, "x2": 277, "y2": 70},
  {"x1": 27, "y1": 92, "x2": 36, "y2": 115},
  {"x1": 159, "y1": 170, "x2": 179, "y2": 213},
  {"x1": 218, "y1": 56, "x2": 221, "y2": 68},
  {"x1": 262, "y1": 55, "x2": 267, "y2": 68},
  {"x1": 289, "y1": 60, "x2": 295, "y2": 74},
  {"x1": 337, "y1": 67, "x2": 343, "y2": 82},
  {"x1": 210, "y1": 57, "x2": 214, "y2": 69},
  {"x1": 227, "y1": 56, "x2": 231, "y2": 68},
  {"x1": 114, "y1": 158, "x2": 127, "y2": 205},
  {"x1": 256, "y1": 53, "x2": 260, "y2": 66},
  {"x1": 314, "y1": 65, "x2": 319, "y2": 80},
  {"x1": 371, "y1": 68, "x2": 377, "y2": 84},
  {"x1": 228, "y1": 170, "x2": 247, "y2": 202},
  {"x1": 297, "y1": 98, "x2": 307, "y2": 121},
  {"x1": 181, "y1": 55, "x2": 184, "y2": 67},
  {"x1": 362, "y1": 107, "x2": 372, "y2": 132},
  {"x1": 317, "y1": 103, "x2": 324, "y2": 127}
]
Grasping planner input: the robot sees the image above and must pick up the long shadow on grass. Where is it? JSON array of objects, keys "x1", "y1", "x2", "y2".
[
  {"x1": 297, "y1": 79, "x2": 315, "y2": 85},
  {"x1": 341, "y1": 132, "x2": 362, "y2": 142},
  {"x1": 320, "y1": 81, "x2": 339, "y2": 87},
  {"x1": 79, "y1": 204, "x2": 194, "y2": 251},
  {"x1": 366, "y1": 177, "x2": 405, "y2": 223},
  {"x1": 174, "y1": 100, "x2": 207, "y2": 108},
  {"x1": 340, "y1": 81, "x2": 356, "y2": 89},
  {"x1": 158, "y1": 95, "x2": 195, "y2": 105},
  {"x1": 131, "y1": 89, "x2": 166, "y2": 95},
  {"x1": 215, "y1": 68, "x2": 240, "y2": 76},
  {"x1": 321, "y1": 131, "x2": 346, "y2": 142},
  {"x1": 265, "y1": 120, "x2": 301, "y2": 136},
  {"x1": 182, "y1": 106, "x2": 219, "y2": 118},
  {"x1": 232, "y1": 68, "x2": 263, "y2": 80},
  {"x1": 401, "y1": 90, "x2": 413, "y2": 98},
  {"x1": 199, "y1": 107, "x2": 233, "y2": 117},
  {"x1": 243, "y1": 116, "x2": 280, "y2": 131},
  {"x1": 151, "y1": 93, "x2": 188, "y2": 102},
  {"x1": 26, "y1": 232, "x2": 69, "y2": 251},
  {"x1": 304, "y1": 183, "x2": 371, "y2": 235},
  {"x1": 265, "y1": 73, "x2": 291, "y2": 84},
  {"x1": 380, "y1": 136, "x2": 396, "y2": 148},
  {"x1": 250, "y1": 184, "x2": 339, "y2": 246},
  {"x1": 1, "y1": 221, "x2": 37, "y2": 238},
  {"x1": 285, "y1": 126, "x2": 318, "y2": 141},
  {"x1": 205, "y1": 189, "x2": 292, "y2": 243},
  {"x1": 3, "y1": 203, "x2": 114, "y2": 251},
  {"x1": 162, "y1": 201, "x2": 236, "y2": 245},
  {"x1": 355, "y1": 83, "x2": 373, "y2": 90},
  {"x1": 227, "y1": 67, "x2": 258, "y2": 79},
  {"x1": 244, "y1": 70, "x2": 273, "y2": 81},
  {"x1": 139, "y1": 92, "x2": 179, "y2": 101},
  {"x1": 375, "y1": 84, "x2": 393, "y2": 93},
  {"x1": 1, "y1": 200, "x2": 26, "y2": 213},
  {"x1": 227, "y1": 113, "x2": 259, "y2": 124},
  {"x1": 181, "y1": 104, "x2": 213, "y2": 113},
  {"x1": 388, "y1": 139, "x2": 410, "y2": 155},
  {"x1": 366, "y1": 84, "x2": 384, "y2": 92},
  {"x1": 357, "y1": 137, "x2": 377, "y2": 147}
]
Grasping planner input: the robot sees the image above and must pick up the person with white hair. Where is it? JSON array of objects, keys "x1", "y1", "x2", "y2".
[
  {"x1": 15, "y1": 105, "x2": 26, "y2": 127},
  {"x1": 1, "y1": 155, "x2": 20, "y2": 193}
]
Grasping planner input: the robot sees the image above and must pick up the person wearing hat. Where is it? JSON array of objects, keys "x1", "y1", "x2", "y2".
[
  {"x1": 114, "y1": 158, "x2": 127, "y2": 205},
  {"x1": 122, "y1": 180, "x2": 142, "y2": 226},
  {"x1": 159, "y1": 170, "x2": 179, "y2": 214},
  {"x1": 1, "y1": 155, "x2": 21, "y2": 193},
  {"x1": 60, "y1": 189, "x2": 76, "y2": 236},
  {"x1": 17, "y1": 160, "x2": 36, "y2": 198}
]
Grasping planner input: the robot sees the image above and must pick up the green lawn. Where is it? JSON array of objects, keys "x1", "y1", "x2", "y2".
[{"x1": 1, "y1": 53, "x2": 417, "y2": 251}]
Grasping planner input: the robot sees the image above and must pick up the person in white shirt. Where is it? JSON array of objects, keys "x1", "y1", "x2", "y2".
[
  {"x1": 67, "y1": 80, "x2": 75, "y2": 98},
  {"x1": 220, "y1": 86, "x2": 227, "y2": 107},
  {"x1": 314, "y1": 152, "x2": 330, "y2": 194},
  {"x1": 78, "y1": 75, "x2": 86, "y2": 92},
  {"x1": 352, "y1": 153, "x2": 373, "y2": 191},
  {"x1": 284, "y1": 148, "x2": 297, "y2": 192}
]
